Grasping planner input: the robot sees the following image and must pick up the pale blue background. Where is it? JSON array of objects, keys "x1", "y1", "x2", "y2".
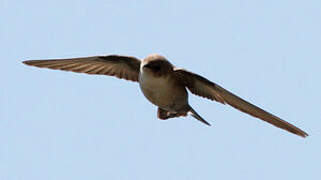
[{"x1": 1, "y1": 0, "x2": 320, "y2": 179}]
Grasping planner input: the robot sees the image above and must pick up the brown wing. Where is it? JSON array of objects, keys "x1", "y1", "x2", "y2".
[
  {"x1": 23, "y1": 55, "x2": 141, "y2": 82},
  {"x1": 174, "y1": 68, "x2": 308, "y2": 138}
]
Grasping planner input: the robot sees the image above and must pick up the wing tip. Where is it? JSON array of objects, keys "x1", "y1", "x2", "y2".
[
  {"x1": 298, "y1": 131, "x2": 309, "y2": 138},
  {"x1": 22, "y1": 60, "x2": 32, "y2": 65},
  {"x1": 23, "y1": 60, "x2": 41, "y2": 66}
]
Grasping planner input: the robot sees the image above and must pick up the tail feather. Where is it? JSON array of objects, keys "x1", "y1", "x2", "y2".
[{"x1": 189, "y1": 106, "x2": 211, "y2": 126}]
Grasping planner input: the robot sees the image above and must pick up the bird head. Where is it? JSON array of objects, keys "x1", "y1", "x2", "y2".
[{"x1": 142, "y1": 54, "x2": 174, "y2": 77}]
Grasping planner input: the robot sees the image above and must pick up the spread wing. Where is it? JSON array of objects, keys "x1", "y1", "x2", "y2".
[
  {"x1": 23, "y1": 55, "x2": 141, "y2": 82},
  {"x1": 174, "y1": 68, "x2": 308, "y2": 138}
]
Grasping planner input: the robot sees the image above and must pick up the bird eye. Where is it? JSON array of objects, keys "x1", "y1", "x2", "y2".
[{"x1": 152, "y1": 65, "x2": 161, "y2": 71}]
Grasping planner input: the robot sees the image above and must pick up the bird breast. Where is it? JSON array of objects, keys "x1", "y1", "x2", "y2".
[{"x1": 138, "y1": 71, "x2": 187, "y2": 110}]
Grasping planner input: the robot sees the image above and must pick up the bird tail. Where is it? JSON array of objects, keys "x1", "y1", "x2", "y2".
[{"x1": 188, "y1": 106, "x2": 211, "y2": 126}]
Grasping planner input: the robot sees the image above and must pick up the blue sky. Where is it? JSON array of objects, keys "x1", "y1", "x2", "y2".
[{"x1": 1, "y1": 0, "x2": 320, "y2": 179}]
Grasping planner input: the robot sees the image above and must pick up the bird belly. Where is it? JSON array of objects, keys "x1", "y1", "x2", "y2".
[{"x1": 139, "y1": 73, "x2": 187, "y2": 110}]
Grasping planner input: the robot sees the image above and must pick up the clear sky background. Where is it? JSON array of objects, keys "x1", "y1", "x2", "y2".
[{"x1": 1, "y1": 0, "x2": 320, "y2": 179}]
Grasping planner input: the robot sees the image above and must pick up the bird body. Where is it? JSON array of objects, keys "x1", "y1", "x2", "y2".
[
  {"x1": 139, "y1": 55, "x2": 188, "y2": 112},
  {"x1": 23, "y1": 54, "x2": 308, "y2": 138},
  {"x1": 139, "y1": 72, "x2": 188, "y2": 111}
]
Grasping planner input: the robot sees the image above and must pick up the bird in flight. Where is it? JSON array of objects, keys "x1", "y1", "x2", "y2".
[{"x1": 23, "y1": 54, "x2": 308, "y2": 138}]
